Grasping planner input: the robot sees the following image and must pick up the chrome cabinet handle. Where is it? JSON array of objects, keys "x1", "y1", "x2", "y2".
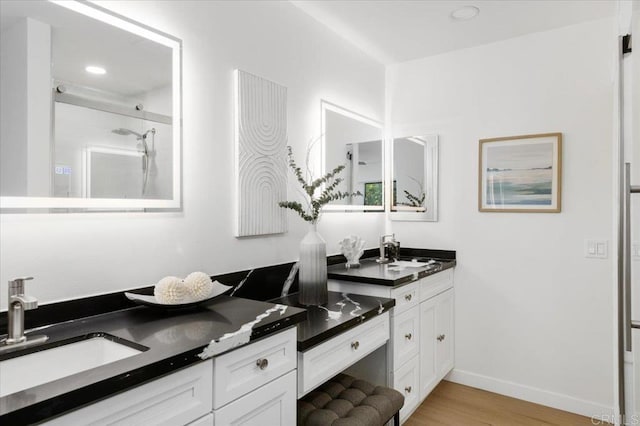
[
  {"x1": 351, "y1": 341, "x2": 360, "y2": 350},
  {"x1": 436, "y1": 334, "x2": 446, "y2": 342},
  {"x1": 405, "y1": 386, "x2": 412, "y2": 393},
  {"x1": 256, "y1": 358, "x2": 269, "y2": 370},
  {"x1": 405, "y1": 333, "x2": 412, "y2": 340},
  {"x1": 404, "y1": 294, "x2": 412, "y2": 301}
]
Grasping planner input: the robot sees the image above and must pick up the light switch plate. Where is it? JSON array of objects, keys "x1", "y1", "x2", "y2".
[{"x1": 585, "y1": 239, "x2": 608, "y2": 259}]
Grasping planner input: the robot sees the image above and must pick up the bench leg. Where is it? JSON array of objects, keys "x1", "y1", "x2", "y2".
[{"x1": 394, "y1": 412, "x2": 400, "y2": 426}]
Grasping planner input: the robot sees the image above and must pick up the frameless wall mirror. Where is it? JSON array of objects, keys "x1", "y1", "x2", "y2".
[
  {"x1": 0, "y1": 0, "x2": 181, "y2": 210},
  {"x1": 390, "y1": 135, "x2": 438, "y2": 221},
  {"x1": 321, "y1": 101, "x2": 384, "y2": 211}
]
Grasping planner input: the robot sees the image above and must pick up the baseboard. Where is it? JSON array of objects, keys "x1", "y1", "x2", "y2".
[{"x1": 447, "y1": 369, "x2": 615, "y2": 420}]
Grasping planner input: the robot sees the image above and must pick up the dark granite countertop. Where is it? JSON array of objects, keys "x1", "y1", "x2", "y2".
[
  {"x1": 0, "y1": 296, "x2": 306, "y2": 424},
  {"x1": 273, "y1": 291, "x2": 394, "y2": 351},
  {"x1": 328, "y1": 249, "x2": 456, "y2": 287}
]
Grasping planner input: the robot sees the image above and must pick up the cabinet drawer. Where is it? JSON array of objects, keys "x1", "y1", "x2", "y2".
[
  {"x1": 212, "y1": 327, "x2": 296, "y2": 409},
  {"x1": 298, "y1": 312, "x2": 389, "y2": 398},
  {"x1": 392, "y1": 305, "x2": 419, "y2": 367},
  {"x1": 44, "y1": 361, "x2": 212, "y2": 426},
  {"x1": 214, "y1": 370, "x2": 296, "y2": 426},
  {"x1": 187, "y1": 413, "x2": 214, "y2": 426},
  {"x1": 393, "y1": 355, "x2": 420, "y2": 422},
  {"x1": 419, "y1": 269, "x2": 453, "y2": 302},
  {"x1": 390, "y1": 281, "x2": 419, "y2": 314}
]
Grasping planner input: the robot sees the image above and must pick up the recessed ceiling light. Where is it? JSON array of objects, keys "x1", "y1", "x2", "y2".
[
  {"x1": 85, "y1": 65, "x2": 106, "y2": 75},
  {"x1": 450, "y1": 5, "x2": 480, "y2": 21}
]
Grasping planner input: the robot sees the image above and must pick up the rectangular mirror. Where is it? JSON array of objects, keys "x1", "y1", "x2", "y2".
[
  {"x1": 0, "y1": 0, "x2": 181, "y2": 210},
  {"x1": 390, "y1": 135, "x2": 438, "y2": 221},
  {"x1": 321, "y1": 101, "x2": 384, "y2": 211}
]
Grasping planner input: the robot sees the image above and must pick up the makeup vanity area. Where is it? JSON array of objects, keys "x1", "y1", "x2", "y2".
[{"x1": 328, "y1": 253, "x2": 456, "y2": 422}]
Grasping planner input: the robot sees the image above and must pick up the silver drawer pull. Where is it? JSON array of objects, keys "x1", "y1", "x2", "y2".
[
  {"x1": 405, "y1": 333, "x2": 412, "y2": 340},
  {"x1": 436, "y1": 334, "x2": 446, "y2": 342},
  {"x1": 351, "y1": 341, "x2": 360, "y2": 350},
  {"x1": 405, "y1": 386, "x2": 412, "y2": 393},
  {"x1": 256, "y1": 358, "x2": 269, "y2": 370},
  {"x1": 404, "y1": 294, "x2": 412, "y2": 301}
]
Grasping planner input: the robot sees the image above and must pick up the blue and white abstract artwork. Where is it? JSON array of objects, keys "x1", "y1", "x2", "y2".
[{"x1": 480, "y1": 134, "x2": 561, "y2": 212}]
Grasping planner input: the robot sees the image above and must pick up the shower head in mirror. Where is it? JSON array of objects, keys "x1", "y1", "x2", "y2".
[
  {"x1": 112, "y1": 128, "x2": 156, "y2": 140},
  {"x1": 112, "y1": 128, "x2": 143, "y2": 139}
]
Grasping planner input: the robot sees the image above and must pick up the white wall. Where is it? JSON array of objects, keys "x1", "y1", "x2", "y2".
[
  {"x1": 0, "y1": 1, "x2": 385, "y2": 305},
  {"x1": 0, "y1": 19, "x2": 28, "y2": 196},
  {"x1": 387, "y1": 19, "x2": 615, "y2": 416},
  {"x1": 0, "y1": 18, "x2": 51, "y2": 197}
]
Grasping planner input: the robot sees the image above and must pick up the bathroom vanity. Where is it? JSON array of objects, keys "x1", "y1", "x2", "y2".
[
  {"x1": 327, "y1": 249, "x2": 456, "y2": 422},
  {"x1": 274, "y1": 291, "x2": 395, "y2": 398},
  {"x1": 0, "y1": 296, "x2": 306, "y2": 424}
]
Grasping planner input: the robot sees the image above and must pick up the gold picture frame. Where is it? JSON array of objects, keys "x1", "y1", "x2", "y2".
[{"x1": 478, "y1": 133, "x2": 562, "y2": 213}]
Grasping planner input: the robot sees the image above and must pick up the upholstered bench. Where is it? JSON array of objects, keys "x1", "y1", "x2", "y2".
[{"x1": 297, "y1": 374, "x2": 404, "y2": 426}]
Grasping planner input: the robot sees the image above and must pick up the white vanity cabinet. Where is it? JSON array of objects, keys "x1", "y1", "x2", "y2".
[
  {"x1": 418, "y1": 287, "x2": 454, "y2": 400},
  {"x1": 44, "y1": 327, "x2": 297, "y2": 426},
  {"x1": 44, "y1": 361, "x2": 214, "y2": 426},
  {"x1": 211, "y1": 327, "x2": 297, "y2": 426},
  {"x1": 213, "y1": 370, "x2": 296, "y2": 425},
  {"x1": 328, "y1": 267, "x2": 454, "y2": 423}
]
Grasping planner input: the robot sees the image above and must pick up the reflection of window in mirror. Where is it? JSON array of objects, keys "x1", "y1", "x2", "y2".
[
  {"x1": 391, "y1": 135, "x2": 439, "y2": 222},
  {"x1": 321, "y1": 101, "x2": 384, "y2": 211}
]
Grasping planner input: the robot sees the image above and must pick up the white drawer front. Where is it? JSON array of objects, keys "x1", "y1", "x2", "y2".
[
  {"x1": 328, "y1": 279, "x2": 392, "y2": 299},
  {"x1": 212, "y1": 327, "x2": 296, "y2": 409},
  {"x1": 419, "y1": 269, "x2": 453, "y2": 302},
  {"x1": 392, "y1": 305, "x2": 419, "y2": 367},
  {"x1": 390, "y1": 281, "x2": 419, "y2": 314},
  {"x1": 393, "y1": 355, "x2": 420, "y2": 423},
  {"x1": 45, "y1": 361, "x2": 212, "y2": 426},
  {"x1": 214, "y1": 370, "x2": 296, "y2": 426},
  {"x1": 298, "y1": 312, "x2": 389, "y2": 398},
  {"x1": 188, "y1": 413, "x2": 214, "y2": 426}
]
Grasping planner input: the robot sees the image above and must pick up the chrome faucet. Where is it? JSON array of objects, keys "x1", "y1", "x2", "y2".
[
  {"x1": 376, "y1": 234, "x2": 400, "y2": 264},
  {"x1": 1, "y1": 277, "x2": 48, "y2": 353}
]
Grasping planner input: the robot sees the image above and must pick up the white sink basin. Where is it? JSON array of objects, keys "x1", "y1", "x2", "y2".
[{"x1": 0, "y1": 335, "x2": 146, "y2": 397}]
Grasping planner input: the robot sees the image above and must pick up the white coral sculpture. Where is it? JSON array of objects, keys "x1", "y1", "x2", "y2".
[{"x1": 339, "y1": 235, "x2": 366, "y2": 266}]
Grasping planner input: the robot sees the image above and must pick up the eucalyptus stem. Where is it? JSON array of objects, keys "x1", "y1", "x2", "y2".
[{"x1": 279, "y1": 145, "x2": 361, "y2": 224}]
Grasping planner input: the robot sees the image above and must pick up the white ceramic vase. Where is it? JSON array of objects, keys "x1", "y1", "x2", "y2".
[{"x1": 298, "y1": 224, "x2": 328, "y2": 305}]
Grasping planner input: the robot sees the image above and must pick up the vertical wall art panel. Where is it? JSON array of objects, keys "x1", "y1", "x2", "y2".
[{"x1": 234, "y1": 70, "x2": 288, "y2": 237}]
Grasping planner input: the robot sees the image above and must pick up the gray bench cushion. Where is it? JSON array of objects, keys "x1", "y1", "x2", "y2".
[{"x1": 298, "y1": 374, "x2": 404, "y2": 426}]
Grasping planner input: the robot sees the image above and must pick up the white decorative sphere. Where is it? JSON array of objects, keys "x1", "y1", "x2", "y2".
[
  {"x1": 184, "y1": 272, "x2": 214, "y2": 301},
  {"x1": 154, "y1": 276, "x2": 189, "y2": 304}
]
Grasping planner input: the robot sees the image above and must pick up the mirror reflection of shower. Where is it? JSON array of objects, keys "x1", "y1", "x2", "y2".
[{"x1": 111, "y1": 127, "x2": 156, "y2": 196}]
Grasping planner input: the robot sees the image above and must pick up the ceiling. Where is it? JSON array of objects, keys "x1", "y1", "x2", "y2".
[
  {"x1": 0, "y1": 0, "x2": 171, "y2": 98},
  {"x1": 291, "y1": 0, "x2": 622, "y2": 64}
]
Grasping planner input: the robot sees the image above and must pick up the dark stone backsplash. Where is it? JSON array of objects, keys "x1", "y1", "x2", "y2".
[{"x1": 0, "y1": 247, "x2": 455, "y2": 335}]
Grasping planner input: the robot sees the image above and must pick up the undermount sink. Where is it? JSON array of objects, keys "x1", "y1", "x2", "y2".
[
  {"x1": 388, "y1": 260, "x2": 432, "y2": 268},
  {"x1": 0, "y1": 333, "x2": 148, "y2": 397}
]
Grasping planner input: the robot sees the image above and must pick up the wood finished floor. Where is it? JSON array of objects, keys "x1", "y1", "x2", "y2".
[{"x1": 404, "y1": 381, "x2": 598, "y2": 426}]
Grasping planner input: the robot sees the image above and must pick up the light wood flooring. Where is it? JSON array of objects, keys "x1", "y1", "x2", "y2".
[{"x1": 405, "y1": 381, "x2": 599, "y2": 425}]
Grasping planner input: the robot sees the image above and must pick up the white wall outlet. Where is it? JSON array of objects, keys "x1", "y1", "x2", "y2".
[{"x1": 585, "y1": 239, "x2": 608, "y2": 259}]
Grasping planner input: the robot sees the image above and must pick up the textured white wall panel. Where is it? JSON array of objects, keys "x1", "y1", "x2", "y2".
[{"x1": 235, "y1": 70, "x2": 287, "y2": 237}]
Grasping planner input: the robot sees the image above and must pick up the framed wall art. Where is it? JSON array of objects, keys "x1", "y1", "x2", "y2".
[
  {"x1": 478, "y1": 133, "x2": 562, "y2": 212},
  {"x1": 234, "y1": 69, "x2": 288, "y2": 236}
]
